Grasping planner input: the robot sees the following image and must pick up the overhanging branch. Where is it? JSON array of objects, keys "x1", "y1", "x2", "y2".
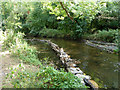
[{"x1": 59, "y1": 1, "x2": 76, "y2": 23}]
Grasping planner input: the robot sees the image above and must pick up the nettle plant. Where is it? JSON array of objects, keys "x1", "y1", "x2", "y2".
[{"x1": 6, "y1": 63, "x2": 88, "y2": 88}]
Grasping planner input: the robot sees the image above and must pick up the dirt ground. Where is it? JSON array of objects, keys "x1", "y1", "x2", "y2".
[{"x1": 0, "y1": 42, "x2": 40, "y2": 88}]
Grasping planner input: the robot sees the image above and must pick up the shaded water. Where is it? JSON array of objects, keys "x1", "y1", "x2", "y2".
[
  {"x1": 27, "y1": 40, "x2": 63, "y2": 69},
  {"x1": 27, "y1": 38, "x2": 119, "y2": 88}
]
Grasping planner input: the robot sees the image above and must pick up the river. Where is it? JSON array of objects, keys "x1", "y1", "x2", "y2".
[{"x1": 27, "y1": 38, "x2": 119, "y2": 89}]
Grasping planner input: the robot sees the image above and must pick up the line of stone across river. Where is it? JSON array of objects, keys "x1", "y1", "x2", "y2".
[
  {"x1": 25, "y1": 39, "x2": 99, "y2": 90},
  {"x1": 84, "y1": 40, "x2": 118, "y2": 53}
]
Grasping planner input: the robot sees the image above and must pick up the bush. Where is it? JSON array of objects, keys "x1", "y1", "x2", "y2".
[
  {"x1": 7, "y1": 64, "x2": 87, "y2": 88},
  {"x1": 39, "y1": 28, "x2": 65, "y2": 38},
  {"x1": 2, "y1": 30, "x2": 25, "y2": 49},
  {"x1": 0, "y1": 30, "x2": 6, "y2": 42},
  {"x1": 85, "y1": 29, "x2": 118, "y2": 43},
  {"x1": 2, "y1": 30, "x2": 41, "y2": 66},
  {"x1": 25, "y1": 2, "x2": 58, "y2": 36}
]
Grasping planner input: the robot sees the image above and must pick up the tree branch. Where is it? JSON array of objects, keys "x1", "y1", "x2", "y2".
[{"x1": 59, "y1": 1, "x2": 76, "y2": 23}]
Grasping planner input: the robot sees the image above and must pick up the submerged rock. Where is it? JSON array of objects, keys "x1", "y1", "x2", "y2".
[
  {"x1": 65, "y1": 62, "x2": 77, "y2": 67},
  {"x1": 67, "y1": 67, "x2": 83, "y2": 74},
  {"x1": 75, "y1": 74, "x2": 91, "y2": 80},
  {"x1": 84, "y1": 78, "x2": 99, "y2": 90}
]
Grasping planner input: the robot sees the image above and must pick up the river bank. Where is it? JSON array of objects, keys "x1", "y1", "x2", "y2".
[
  {"x1": 0, "y1": 41, "x2": 40, "y2": 88},
  {"x1": 0, "y1": 30, "x2": 87, "y2": 88},
  {"x1": 84, "y1": 40, "x2": 118, "y2": 54}
]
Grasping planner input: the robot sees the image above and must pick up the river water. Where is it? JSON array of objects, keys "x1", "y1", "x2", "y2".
[{"x1": 28, "y1": 38, "x2": 119, "y2": 89}]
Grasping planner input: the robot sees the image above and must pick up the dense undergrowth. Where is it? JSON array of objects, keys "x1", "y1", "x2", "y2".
[
  {"x1": 83, "y1": 29, "x2": 119, "y2": 43},
  {"x1": 2, "y1": 1, "x2": 119, "y2": 41},
  {"x1": 0, "y1": 30, "x2": 87, "y2": 88},
  {"x1": 7, "y1": 65, "x2": 87, "y2": 88},
  {"x1": 1, "y1": 30, "x2": 41, "y2": 66},
  {"x1": 22, "y1": 2, "x2": 119, "y2": 42},
  {"x1": 39, "y1": 28, "x2": 65, "y2": 38}
]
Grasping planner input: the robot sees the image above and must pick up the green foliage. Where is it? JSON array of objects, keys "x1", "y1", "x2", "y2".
[
  {"x1": 7, "y1": 64, "x2": 87, "y2": 88},
  {"x1": 45, "y1": 1, "x2": 104, "y2": 38},
  {"x1": 47, "y1": 2, "x2": 100, "y2": 22},
  {"x1": 2, "y1": 30, "x2": 25, "y2": 49},
  {"x1": 25, "y1": 2, "x2": 58, "y2": 36},
  {"x1": 26, "y1": 2, "x2": 48, "y2": 35},
  {"x1": 91, "y1": 18, "x2": 119, "y2": 30},
  {"x1": 2, "y1": 1, "x2": 119, "y2": 41},
  {"x1": 11, "y1": 42, "x2": 41, "y2": 66},
  {"x1": 45, "y1": 14, "x2": 58, "y2": 29},
  {"x1": 57, "y1": 18, "x2": 76, "y2": 32},
  {"x1": 113, "y1": 49, "x2": 119, "y2": 53},
  {"x1": 100, "y1": 1, "x2": 119, "y2": 17},
  {"x1": 0, "y1": 30, "x2": 6, "y2": 41},
  {"x1": 90, "y1": 1, "x2": 119, "y2": 30},
  {"x1": 1, "y1": 1, "x2": 30, "y2": 31},
  {"x1": 84, "y1": 29, "x2": 118, "y2": 43},
  {"x1": 39, "y1": 28, "x2": 65, "y2": 38},
  {"x1": 2, "y1": 30, "x2": 41, "y2": 66}
]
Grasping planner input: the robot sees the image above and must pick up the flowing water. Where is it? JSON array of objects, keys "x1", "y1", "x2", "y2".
[{"x1": 27, "y1": 38, "x2": 119, "y2": 89}]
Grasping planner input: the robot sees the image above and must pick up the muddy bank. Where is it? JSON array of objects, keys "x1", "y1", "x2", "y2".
[{"x1": 84, "y1": 40, "x2": 118, "y2": 53}]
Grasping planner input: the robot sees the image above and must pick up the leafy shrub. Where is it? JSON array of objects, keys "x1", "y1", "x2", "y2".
[
  {"x1": 25, "y1": 2, "x2": 48, "y2": 35},
  {"x1": 85, "y1": 29, "x2": 118, "y2": 43},
  {"x1": 91, "y1": 18, "x2": 119, "y2": 30},
  {"x1": 11, "y1": 41, "x2": 41, "y2": 66},
  {"x1": 2, "y1": 30, "x2": 25, "y2": 49},
  {"x1": 45, "y1": 14, "x2": 58, "y2": 29},
  {"x1": 39, "y1": 28, "x2": 65, "y2": 38},
  {"x1": 0, "y1": 30, "x2": 6, "y2": 42},
  {"x1": 7, "y1": 64, "x2": 87, "y2": 88},
  {"x1": 25, "y1": 2, "x2": 58, "y2": 36},
  {"x1": 2, "y1": 30, "x2": 41, "y2": 66}
]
